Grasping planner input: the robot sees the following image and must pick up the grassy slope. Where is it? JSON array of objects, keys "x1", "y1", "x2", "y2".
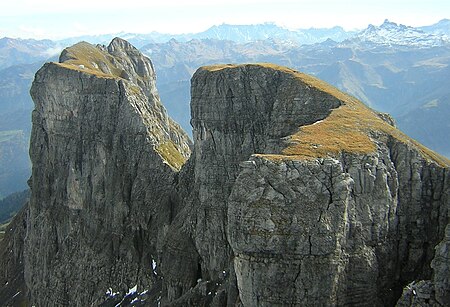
[
  {"x1": 53, "y1": 42, "x2": 189, "y2": 171},
  {"x1": 56, "y1": 42, "x2": 122, "y2": 78},
  {"x1": 203, "y1": 63, "x2": 450, "y2": 167}
]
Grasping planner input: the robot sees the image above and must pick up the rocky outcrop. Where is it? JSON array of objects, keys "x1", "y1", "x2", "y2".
[
  {"x1": 229, "y1": 147, "x2": 449, "y2": 306},
  {"x1": 160, "y1": 64, "x2": 343, "y2": 304},
  {"x1": 0, "y1": 206, "x2": 28, "y2": 306},
  {"x1": 161, "y1": 64, "x2": 450, "y2": 306},
  {"x1": 22, "y1": 38, "x2": 191, "y2": 306},
  {"x1": 432, "y1": 224, "x2": 450, "y2": 304},
  {"x1": 0, "y1": 47, "x2": 449, "y2": 306}
]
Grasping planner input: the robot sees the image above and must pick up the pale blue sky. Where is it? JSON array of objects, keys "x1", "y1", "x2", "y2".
[{"x1": 1, "y1": 0, "x2": 449, "y2": 39}]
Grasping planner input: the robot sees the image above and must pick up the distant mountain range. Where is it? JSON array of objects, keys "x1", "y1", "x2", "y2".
[
  {"x1": 347, "y1": 19, "x2": 449, "y2": 48},
  {"x1": 57, "y1": 22, "x2": 358, "y2": 47},
  {"x1": 0, "y1": 37, "x2": 58, "y2": 70},
  {"x1": 1, "y1": 19, "x2": 449, "y2": 66},
  {"x1": 419, "y1": 18, "x2": 450, "y2": 36},
  {"x1": 0, "y1": 18, "x2": 449, "y2": 199}
]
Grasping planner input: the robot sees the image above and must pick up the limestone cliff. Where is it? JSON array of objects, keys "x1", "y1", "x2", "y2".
[
  {"x1": 162, "y1": 64, "x2": 449, "y2": 306},
  {"x1": 0, "y1": 47, "x2": 449, "y2": 307},
  {"x1": 15, "y1": 38, "x2": 190, "y2": 306}
]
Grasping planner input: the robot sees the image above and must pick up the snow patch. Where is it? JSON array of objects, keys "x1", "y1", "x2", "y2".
[
  {"x1": 152, "y1": 259, "x2": 157, "y2": 275},
  {"x1": 131, "y1": 297, "x2": 139, "y2": 304},
  {"x1": 126, "y1": 284, "x2": 138, "y2": 296},
  {"x1": 106, "y1": 287, "x2": 119, "y2": 297}
]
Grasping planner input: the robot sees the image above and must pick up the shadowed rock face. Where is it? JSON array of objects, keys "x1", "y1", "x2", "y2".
[
  {"x1": 24, "y1": 38, "x2": 191, "y2": 306},
  {"x1": 0, "y1": 41, "x2": 449, "y2": 306}
]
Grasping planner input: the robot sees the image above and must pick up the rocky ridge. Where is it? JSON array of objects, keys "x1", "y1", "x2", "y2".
[
  {"x1": 164, "y1": 63, "x2": 449, "y2": 306},
  {"x1": 2, "y1": 37, "x2": 191, "y2": 306},
  {"x1": 0, "y1": 39, "x2": 449, "y2": 306}
]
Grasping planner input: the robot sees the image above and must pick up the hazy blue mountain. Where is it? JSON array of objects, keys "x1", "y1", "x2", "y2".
[
  {"x1": 192, "y1": 23, "x2": 357, "y2": 44},
  {"x1": 420, "y1": 18, "x2": 450, "y2": 36},
  {"x1": 0, "y1": 61, "x2": 45, "y2": 197},
  {"x1": 57, "y1": 32, "x2": 168, "y2": 49},
  {"x1": 397, "y1": 95, "x2": 450, "y2": 157},
  {"x1": 194, "y1": 23, "x2": 297, "y2": 42},
  {"x1": 0, "y1": 37, "x2": 60, "y2": 70},
  {"x1": 53, "y1": 19, "x2": 450, "y2": 48},
  {"x1": 56, "y1": 23, "x2": 357, "y2": 48},
  {"x1": 0, "y1": 189, "x2": 29, "y2": 222},
  {"x1": 0, "y1": 130, "x2": 30, "y2": 199}
]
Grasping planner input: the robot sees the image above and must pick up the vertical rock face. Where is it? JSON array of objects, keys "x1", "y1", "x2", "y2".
[
  {"x1": 229, "y1": 147, "x2": 449, "y2": 306},
  {"x1": 0, "y1": 206, "x2": 28, "y2": 306},
  {"x1": 161, "y1": 64, "x2": 342, "y2": 303},
  {"x1": 25, "y1": 38, "x2": 191, "y2": 306},
  {"x1": 0, "y1": 47, "x2": 449, "y2": 307},
  {"x1": 162, "y1": 63, "x2": 449, "y2": 306}
]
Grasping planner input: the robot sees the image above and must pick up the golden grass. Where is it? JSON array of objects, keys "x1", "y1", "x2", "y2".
[
  {"x1": 55, "y1": 42, "x2": 122, "y2": 78},
  {"x1": 54, "y1": 42, "x2": 191, "y2": 170},
  {"x1": 203, "y1": 63, "x2": 450, "y2": 167},
  {"x1": 155, "y1": 140, "x2": 188, "y2": 171}
]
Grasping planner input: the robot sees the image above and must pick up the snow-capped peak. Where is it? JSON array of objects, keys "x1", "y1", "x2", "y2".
[{"x1": 349, "y1": 19, "x2": 449, "y2": 48}]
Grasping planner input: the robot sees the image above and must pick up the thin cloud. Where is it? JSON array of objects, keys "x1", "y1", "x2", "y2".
[{"x1": 43, "y1": 46, "x2": 64, "y2": 58}]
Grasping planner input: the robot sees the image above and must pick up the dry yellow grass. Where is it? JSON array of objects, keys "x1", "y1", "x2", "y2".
[
  {"x1": 55, "y1": 42, "x2": 122, "y2": 78},
  {"x1": 203, "y1": 63, "x2": 450, "y2": 167},
  {"x1": 155, "y1": 140, "x2": 188, "y2": 171}
]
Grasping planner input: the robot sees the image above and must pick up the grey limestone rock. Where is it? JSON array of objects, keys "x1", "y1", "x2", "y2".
[
  {"x1": 160, "y1": 64, "x2": 342, "y2": 304},
  {"x1": 23, "y1": 38, "x2": 191, "y2": 306},
  {"x1": 160, "y1": 64, "x2": 450, "y2": 306},
  {"x1": 432, "y1": 224, "x2": 450, "y2": 305},
  {"x1": 0, "y1": 206, "x2": 28, "y2": 306}
]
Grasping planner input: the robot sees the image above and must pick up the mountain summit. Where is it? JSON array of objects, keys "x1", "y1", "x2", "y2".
[{"x1": 348, "y1": 19, "x2": 449, "y2": 47}]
